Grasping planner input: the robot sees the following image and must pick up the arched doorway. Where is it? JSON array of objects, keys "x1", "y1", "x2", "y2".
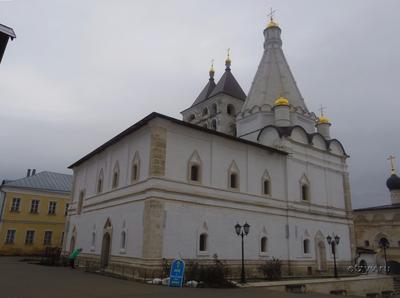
[{"x1": 100, "y1": 232, "x2": 111, "y2": 268}]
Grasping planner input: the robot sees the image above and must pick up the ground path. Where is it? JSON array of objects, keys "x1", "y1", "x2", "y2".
[{"x1": 0, "y1": 257, "x2": 358, "y2": 298}]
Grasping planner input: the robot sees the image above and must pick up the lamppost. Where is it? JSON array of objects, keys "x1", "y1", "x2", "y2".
[
  {"x1": 235, "y1": 222, "x2": 250, "y2": 284},
  {"x1": 379, "y1": 238, "x2": 389, "y2": 275},
  {"x1": 326, "y1": 234, "x2": 340, "y2": 278}
]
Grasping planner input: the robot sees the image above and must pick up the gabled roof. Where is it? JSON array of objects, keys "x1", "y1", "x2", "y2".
[
  {"x1": 190, "y1": 77, "x2": 216, "y2": 107},
  {"x1": 354, "y1": 203, "x2": 400, "y2": 212},
  {"x1": 2, "y1": 171, "x2": 72, "y2": 194},
  {"x1": 208, "y1": 65, "x2": 246, "y2": 100},
  {"x1": 0, "y1": 23, "x2": 16, "y2": 64},
  {"x1": 68, "y1": 112, "x2": 286, "y2": 168}
]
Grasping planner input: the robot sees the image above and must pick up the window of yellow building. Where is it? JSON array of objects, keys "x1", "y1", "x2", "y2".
[
  {"x1": 5, "y1": 230, "x2": 16, "y2": 244},
  {"x1": 30, "y1": 200, "x2": 39, "y2": 214},
  {"x1": 10, "y1": 198, "x2": 20, "y2": 212},
  {"x1": 25, "y1": 230, "x2": 35, "y2": 245},
  {"x1": 44, "y1": 231, "x2": 52, "y2": 246},
  {"x1": 48, "y1": 201, "x2": 57, "y2": 215}
]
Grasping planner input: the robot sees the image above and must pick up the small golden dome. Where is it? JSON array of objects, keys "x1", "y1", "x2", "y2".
[
  {"x1": 317, "y1": 116, "x2": 330, "y2": 124},
  {"x1": 274, "y1": 96, "x2": 289, "y2": 106},
  {"x1": 267, "y1": 20, "x2": 279, "y2": 28}
]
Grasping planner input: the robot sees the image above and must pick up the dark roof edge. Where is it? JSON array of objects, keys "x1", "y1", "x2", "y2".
[
  {"x1": 180, "y1": 94, "x2": 244, "y2": 114},
  {"x1": 69, "y1": 112, "x2": 287, "y2": 169},
  {"x1": 353, "y1": 204, "x2": 400, "y2": 212},
  {"x1": 1, "y1": 184, "x2": 71, "y2": 195}
]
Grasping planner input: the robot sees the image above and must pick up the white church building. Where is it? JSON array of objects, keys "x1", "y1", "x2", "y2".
[{"x1": 65, "y1": 18, "x2": 355, "y2": 278}]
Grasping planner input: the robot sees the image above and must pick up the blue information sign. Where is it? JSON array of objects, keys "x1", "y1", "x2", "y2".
[{"x1": 168, "y1": 259, "x2": 185, "y2": 287}]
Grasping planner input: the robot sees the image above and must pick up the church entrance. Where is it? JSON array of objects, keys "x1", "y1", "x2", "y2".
[
  {"x1": 100, "y1": 232, "x2": 111, "y2": 269},
  {"x1": 316, "y1": 240, "x2": 327, "y2": 271}
]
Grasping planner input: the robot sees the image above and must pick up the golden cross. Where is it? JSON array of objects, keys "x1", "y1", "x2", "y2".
[
  {"x1": 319, "y1": 105, "x2": 326, "y2": 117},
  {"x1": 211, "y1": 59, "x2": 214, "y2": 68},
  {"x1": 388, "y1": 155, "x2": 397, "y2": 174},
  {"x1": 267, "y1": 7, "x2": 276, "y2": 21},
  {"x1": 227, "y1": 48, "x2": 231, "y2": 60}
]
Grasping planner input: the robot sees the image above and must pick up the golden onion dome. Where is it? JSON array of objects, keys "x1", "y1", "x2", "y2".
[
  {"x1": 274, "y1": 96, "x2": 289, "y2": 106},
  {"x1": 267, "y1": 20, "x2": 279, "y2": 28},
  {"x1": 317, "y1": 116, "x2": 330, "y2": 124}
]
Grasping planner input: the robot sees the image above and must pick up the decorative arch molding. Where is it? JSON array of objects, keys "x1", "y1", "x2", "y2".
[
  {"x1": 310, "y1": 133, "x2": 328, "y2": 150},
  {"x1": 260, "y1": 104, "x2": 273, "y2": 112},
  {"x1": 131, "y1": 151, "x2": 141, "y2": 183},
  {"x1": 374, "y1": 232, "x2": 392, "y2": 247},
  {"x1": 354, "y1": 215, "x2": 369, "y2": 223},
  {"x1": 372, "y1": 213, "x2": 386, "y2": 223},
  {"x1": 187, "y1": 150, "x2": 203, "y2": 183},
  {"x1": 328, "y1": 139, "x2": 347, "y2": 156},
  {"x1": 258, "y1": 126, "x2": 281, "y2": 147},
  {"x1": 291, "y1": 126, "x2": 309, "y2": 144},
  {"x1": 314, "y1": 231, "x2": 327, "y2": 271}
]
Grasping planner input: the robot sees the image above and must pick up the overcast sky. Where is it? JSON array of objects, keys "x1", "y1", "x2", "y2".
[{"x1": 0, "y1": 0, "x2": 399, "y2": 208}]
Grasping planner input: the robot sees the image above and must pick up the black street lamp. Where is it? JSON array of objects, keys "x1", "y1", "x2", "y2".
[
  {"x1": 235, "y1": 222, "x2": 250, "y2": 284},
  {"x1": 379, "y1": 238, "x2": 390, "y2": 275},
  {"x1": 327, "y1": 234, "x2": 340, "y2": 278}
]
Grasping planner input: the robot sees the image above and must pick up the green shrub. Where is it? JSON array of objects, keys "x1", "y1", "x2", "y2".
[{"x1": 259, "y1": 258, "x2": 282, "y2": 280}]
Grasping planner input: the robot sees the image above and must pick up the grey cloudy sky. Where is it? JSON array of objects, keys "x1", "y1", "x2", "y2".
[{"x1": 0, "y1": 0, "x2": 399, "y2": 208}]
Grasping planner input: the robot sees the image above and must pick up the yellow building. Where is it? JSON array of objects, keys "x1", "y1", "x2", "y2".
[{"x1": 0, "y1": 170, "x2": 72, "y2": 255}]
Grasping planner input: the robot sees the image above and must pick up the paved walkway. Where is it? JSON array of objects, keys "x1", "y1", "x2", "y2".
[{"x1": 0, "y1": 257, "x2": 350, "y2": 298}]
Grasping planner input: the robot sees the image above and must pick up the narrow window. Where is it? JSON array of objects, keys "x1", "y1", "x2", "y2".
[
  {"x1": 230, "y1": 173, "x2": 238, "y2": 189},
  {"x1": 199, "y1": 233, "x2": 208, "y2": 252},
  {"x1": 190, "y1": 164, "x2": 200, "y2": 182},
  {"x1": 121, "y1": 231, "x2": 126, "y2": 249},
  {"x1": 303, "y1": 239, "x2": 310, "y2": 254},
  {"x1": 188, "y1": 114, "x2": 195, "y2": 122},
  {"x1": 30, "y1": 200, "x2": 40, "y2": 214},
  {"x1": 263, "y1": 179, "x2": 270, "y2": 195},
  {"x1": 364, "y1": 240, "x2": 370, "y2": 247},
  {"x1": 10, "y1": 198, "x2": 20, "y2": 212},
  {"x1": 261, "y1": 237, "x2": 267, "y2": 253},
  {"x1": 65, "y1": 203, "x2": 69, "y2": 216},
  {"x1": 301, "y1": 184, "x2": 309, "y2": 201},
  {"x1": 131, "y1": 163, "x2": 140, "y2": 182},
  {"x1": 227, "y1": 104, "x2": 235, "y2": 115},
  {"x1": 5, "y1": 230, "x2": 16, "y2": 244},
  {"x1": 211, "y1": 119, "x2": 217, "y2": 130},
  {"x1": 97, "y1": 177, "x2": 103, "y2": 193},
  {"x1": 112, "y1": 172, "x2": 119, "y2": 188},
  {"x1": 77, "y1": 191, "x2": 84, "y2": 215},
  {"x1": 43, "y1": 231, "x2": 52, "y2": 246},
  {"x1": 25, "y1": 230, "x2": 35, "y2": 245},
  {"x1": 91, "y1": 232, "x2": 96, "y2": 247},
  {"x1": 48, "y1": 201, "x2": 57, "y2": 215},
  {"x1": 202, "y1": 107, "x2": 208, "y2": 116}
]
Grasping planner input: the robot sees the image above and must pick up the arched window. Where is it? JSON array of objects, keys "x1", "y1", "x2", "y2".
[
  {"x1": 131, "y1": 152, "x2": 140, "y2": 183},
  {"x1": 202, "y1": 107, "x2": 208, "y2": 116},
  {"x1": 300, "y1": 175, "x2": 310, "y2": 201},
  {"x1": 263, "y1": 179, "x2": 270, "y2": 195},
  {"x1": 188, "y1": 151, "x2": 202, "y2": 183},
  {"x1": 121, "y1": 231, "x2": 126, "y2": 249},
  {"x1": 228, "y1": 161, "x2": 240, "y2": 190},
  {"x1": 303, "y1": 239, "x2": 310, "y2": 254},
  {"x1": 301, "y1": 184, "x2": 310, "y2": 201},
  {"x1": 211, "y1": 103, "x2": 217, "y2": 115},
  {"x1": 230, "y1": 173, "x2": 238, "y2": 189},
  {"x1": 77, "y1": 191, "x2": 84, "y2": 215},
  {"x1": 261, "y1": 237, "x2": 268, "y2": 253},
  {"x1": 227, "y1": 104, "x2": 235, "y2": 116},
  {"x1": 190, "y1": 164, "x2": 200, "y2": 182},
  {"x1": 199, "y1": 233, "x2": 208, "y2": 252},
  {"x1": 188, "y1": 114, "x2": 195, "y2": 122},
  {"x1": 112, "y1": 163, "x2": 120, "y2": 189},
  {"x1": 97, "y1": 169, "x2": 104, "y2": 193},
  {"x1": 211, "y1": 119, "x2": 217, "y2": 130}
]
